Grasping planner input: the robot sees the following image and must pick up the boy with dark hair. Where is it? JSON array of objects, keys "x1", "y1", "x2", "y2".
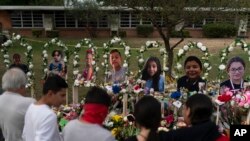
[
  {"x1": 9, "y1": 53, "x2": 29, "y2": 74},
  {"x1": 63, "y1": 86, "x2": 115, "y2": 141},
  {"x1": 107, "y1": 49, "x2": 127, "y2": 84},
  {"x1": 23, "y1": 75, "x2": 68, "y2": 141}
]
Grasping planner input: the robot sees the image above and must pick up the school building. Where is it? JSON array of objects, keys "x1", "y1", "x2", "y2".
[{"x1": 0, "y1": 6, "x2": 250, "y2": 38}]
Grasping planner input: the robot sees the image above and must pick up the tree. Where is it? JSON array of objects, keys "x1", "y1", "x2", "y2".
[
  {"x1": 65, "y1": 0, "x2": 105, "y2": 37},
  {"x1": 102, "y1": 0, "x2": 250, "y2": 78}
]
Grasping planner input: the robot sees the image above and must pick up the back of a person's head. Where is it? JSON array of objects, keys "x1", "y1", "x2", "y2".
[
  {"x1": 186, "y1": 94, "x2": 213, "y2": 125},
  {"x1": 85, "y1": 86, "x2": 111, "y2": 107},
  {"x1": 135, "y1": 96, "x2": 161, "y2": 130},
  {"x1": 43, "y1": 75, "x2": 68, "y2": 95},
  {"x1": 2, "y1": 68, "x2": 27, "y2": 91}
]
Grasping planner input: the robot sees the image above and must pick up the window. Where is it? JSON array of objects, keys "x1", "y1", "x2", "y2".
[
  {"x1": 120, "y1": 12, "x2": 130, "y2": 27},
  {"x1": 99, "y1": 15, "x2": 108, "y2": 27},
  {"x1": 131, "y1": 13, "x2": 140, "y2": 27},
  {"x1": 54, "y1": 11, "x2": 65, "y2": 27},
  {"x1": 11, "y1": 11, "x2": 43, "y2": 28},
  {"x1": 65, "y1": 13, "x2": 76, "y2": 27}
]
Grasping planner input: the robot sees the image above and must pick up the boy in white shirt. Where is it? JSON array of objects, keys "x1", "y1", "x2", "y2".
[{"x1": 22, "y1": 75, "x2": 68, "y2": 141}]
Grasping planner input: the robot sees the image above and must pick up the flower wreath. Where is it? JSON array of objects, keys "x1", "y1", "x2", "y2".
[
  {"x1": 1, "y1": 33, "x2": 35, "y2": 90},
  {"x1": 175, "y1": 41, "x2": 212, "y2": 80},
  {"x1": 137, "y1": 41, "x2": 168, "y2": 78},
  {"x1": 73, "y1": 38, "x2": 99, "y2": 87},
  {"x1": 102, "y1": 37, "x2": 131, "y2": 84},
  {"x1": 218, "y1": 38, "x2": 249, "y2": 81},
  {"x1": 42, "y1": 38, "x2": 69, "y2": 80}
]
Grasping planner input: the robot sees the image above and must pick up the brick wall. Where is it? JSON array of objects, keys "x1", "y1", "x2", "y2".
[{"x1": 0, "y1": 11, "x2": 12, "y2": 30}]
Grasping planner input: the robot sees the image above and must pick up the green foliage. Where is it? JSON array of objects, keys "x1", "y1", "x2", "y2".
[
  {"x1": 46, "y1": 30, "x2": 59, "y2": 38},
  {"x1": 119, "y1": 31, "x2": 127, "y2": 38},
  {"x1": 203, "y1": 23, "x2": 237, "y2": 38},
  {"x1": 32, "y1": 29, "x2": 43, "y2": 38},
  {"x1": 136, "y1": 25, "x2": 154, "y2": 37},
  {"x1": 170, "y1": 30, "x2": 190, "y2": 38}
]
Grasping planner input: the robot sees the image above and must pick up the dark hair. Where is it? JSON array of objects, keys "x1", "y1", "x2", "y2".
[
  {"x1": 185, "y1": 94, "x2": 213, "y2": 125},
  {"x1": 226, "y1": 56, "x2": 245, "y2": 71},
  {"x1": 43, "y1": 75, "x2": 68, "y2": 95},
  {"x1": 142, "y1": 57, "x2": 162, "y2": 91},
  {"x1": 52, "y1": 50, "x2": 62, "y2": 57},
  {"x1": 86, "y1": 49, "x2": 93, "y2": 55},
  {"x1": 110, "y1": 49, "x2": 121, "y2": 56},
  {"x1": 184, "y1": 56, "x2": 202, "y2": 70},
  {"x1": 134, "y1": 96, "x2": 161, "y2": 141},
  {"x1": 13, "y1": 53, "x2": 21, "y2": 58},
  {"x1": 85, "y1": 86, "x2": 111, "y2": 107}
]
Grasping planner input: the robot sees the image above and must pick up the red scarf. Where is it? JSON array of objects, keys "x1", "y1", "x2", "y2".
[{"x1": 81, "y1": 103, "x2": 108, "y2": 125}]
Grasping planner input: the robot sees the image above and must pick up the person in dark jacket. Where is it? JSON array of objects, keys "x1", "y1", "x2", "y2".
[
  {"x1": 9, "y1": 53, "x2": 29, "y2": 74},
  {"x1": 161, "y1": 94, "x2": 229, "y2": 141}
]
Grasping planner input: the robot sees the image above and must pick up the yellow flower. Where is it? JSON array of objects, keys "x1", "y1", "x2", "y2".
[
  {"x1": 112, "y1": 115, "x2": 122, "y2": 123},
  {"x1": 111, "y1": 128, "x2": 118, "y2": 136}
]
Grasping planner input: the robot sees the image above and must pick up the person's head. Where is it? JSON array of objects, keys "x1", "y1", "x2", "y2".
[
  {"x1": 134, "y1": 96, "x2": 161, "y2": 141},
  {"x1": 109, "y1": 49, "x2": 122, "y2": 70},
  {"x1": 52, "y1": 50, "x2": 62, "y2": 62},
  {"x1": 82, "y1": 86, "x2": 111, "y2": 124},
  {"x1": 226, "y1": 56, "x2": 245, "y2": 82},
  {"x1": 182, "y1": 94, "x2": 213, "y2": 125},
  {"x1": 2, "y1": 68, "x2": 27, "y2": 95},
  {"x1": 42, "y1": 75, "x2": 68, "y2": 107},
  {"x1": 184, "y1": 56, "x2": 202, "y2": 80},
  {"x1": 13, "y1": 53, "x2": 21, "y2": 64},
  {"x1": 143, "y1": 56, "x2": 162, "y2": 77},
  {"x1": 142, "y1": 57, "x2": 162, "y2": 91},
  {"x1": 86, "y1": 49, "x2": 93, "y2": 66}
]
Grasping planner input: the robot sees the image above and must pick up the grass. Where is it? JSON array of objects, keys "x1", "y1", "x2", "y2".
[{"x1": 1, "y1": 37, "x2": 250, "y2": 102}]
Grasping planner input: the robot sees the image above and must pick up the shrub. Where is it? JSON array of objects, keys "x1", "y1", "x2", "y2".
[
  {"x1": 170, "y1": 30, "x2": 190, "y2": 38},
  {"x1": 32, "y1": 29, "x2": 43, "y2": 38},
  {"x1": 46, "y1": 30, "x2": 59, "y2": 38},
  {"x1": 136, "y1": 25, "x2": 154, "y2": 37},
  {"x1": 203, "y1": 23, "x2": 237, "y2": 38},
  {"x1": 119, "y1": 31, "x2": 127, "y2": 38}
]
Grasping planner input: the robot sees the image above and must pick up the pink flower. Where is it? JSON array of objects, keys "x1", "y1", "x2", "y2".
[{"x1": 165, "y1": 115, "x2": 174, "y2": 124}]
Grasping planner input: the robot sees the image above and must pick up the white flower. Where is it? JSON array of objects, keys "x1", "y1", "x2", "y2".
[
  {"x1": 244, "y1": 48, "x2": 248, "y2": 51},
  {"x1": 76, "y1": 43, "x2": 81, "y2": 48},
  {"x1": 197, "y1": 42, "x2": 203, "y2": 48},
  {"x1": 204, "y1": 73, "x2": 208, "y2": 76},
  {"x1": 92, "y1": 61, "x2": 96, "y2": 65},
  {"x1": 201, "y1": 46, "x2": 207, "y2": 51},
  {"x1": 84, "y1": 81, "x2": 91, "y2": 87},
  {"x1": 107, "y1": 122, "x2": 114, "y2": 127},
  {"x1": 73, "y1": 60, "x2": 78, "y2": 66},
  {"x1": 123, "y1": 116, "x2": 128, "y2": 122},
  {"x1": 228, "y1": 46, "x2": 234, "y2": 52},
  {"x1": 101, "y1": 62, "x2": 105, "y2": 66},
  {"x1": 139, "y1": 58, "x2": 144, "y2": 64},
  {"x1": 129, "y1": 122, "x2": 133, "y2": 126},
  {"x1": 183, "y1": 45, "x2": 189, "y2": 51},
  {"x1": 44, "y1": 43, "x2": 48, "y2": 48},
  {"x1": 103, "y1": 43, "x2": 107, "y2": 47},
  {"x1": 27, "y1": 46, "x2": 32, "y2": 51},
  {"x1": 44, "y1": 54, "x2": 48, "y2": 58},
  {"x1": 163, "y1": 67, "x2": 169, "y2": 71},
  {"x1": 64, "y1": 57, "x2": 67, "y2": 62},
  {"x1": 177, "y1": 49, "x2": 184, "y2": 56},
  {"x1": 146, "y1": 41, "x2": 151, "y2": 47},
  {"x1": 3, "y1": 54, "x2": 9, "y2": 59},
  {"x1": 16, "y1": 35, "x2": 21, "y2": 40},
  {"x1": 236, "y1": 42, "x2": 242, "y2": 47},
  {"x1": 244, "y1": 103, "x2": 250, "y2": 109},
  {"x1": 204, "y1": 63, "x2": 209, "y2": 68},
  {"x1": 123, "y1": 63, "x2": 128, "y2": 68},
  {"x1": 248, "y1": 51, "x2": 250, "y2": 55},
  {"x1": 222, "y1": 53, "x2": 227, "y2": 57},
  {"x1": 207, "y1": 66, "x2": 212, "y2": 71},
  {"x1": 125, "y1": 51, "x2": 129, "y2": 55},
  {"x1": 244, "y1": 43, "x2": 247, "y2": 48},
  {"x1": 219, "y1": 64, "x2": 226, "y2": 70},
  {"x1": 159, "y1": 48, "x2": 165, "y2": 53},
  {"x1": 29, "y1": 64, "x2": 34, "y2": 69},
  {"x1": 42, "y1": 50, "x2": 47, "y2": 54},
  {"x1": 95, "y1": 67, "x2": 99, "y2": 72},
  {"x1": 74, "y1": 80, "x2": 80, "y2": 86},
  {"x1": 121, "y1": 89, "x2": 127, "y2": 94},
  {"x1": 75, "y1": 55, "x2": 79, "y2": 58},
  {"x1": 4, "y1": 59, "x2": 10, "y2": 63},
  {"x1": 103, "y1": 54, "x2": 108, "y2": 58},
  {"x1": 176, "y1": 63, "x2": 182, "y2": 70},
  {"x1": 51, "y1": 39, "x2": 56, "y2": 44},
  {"x1": 125, "y1": 46, "x2": 130, "y2": 50},
  {"x1": 150, "y1": 88, "x2": 154, "y2": 94},
  {"x1": 73, "y1": 70, "x2": 79, "y2": 75},
  {"x1": 230, "y1": 100, "x2": 235, "y2": 106},
  {"x1": 27, "y1": 72, "x2": 32, "y2": 77},
  {"x1": 44, "y1": 68, "x2": 48, "y2": 73}
]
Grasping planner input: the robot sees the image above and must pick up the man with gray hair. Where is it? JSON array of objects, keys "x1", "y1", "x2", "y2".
[{"x1": 0, "y1": 68, "x2": 35, "y2": 141}]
